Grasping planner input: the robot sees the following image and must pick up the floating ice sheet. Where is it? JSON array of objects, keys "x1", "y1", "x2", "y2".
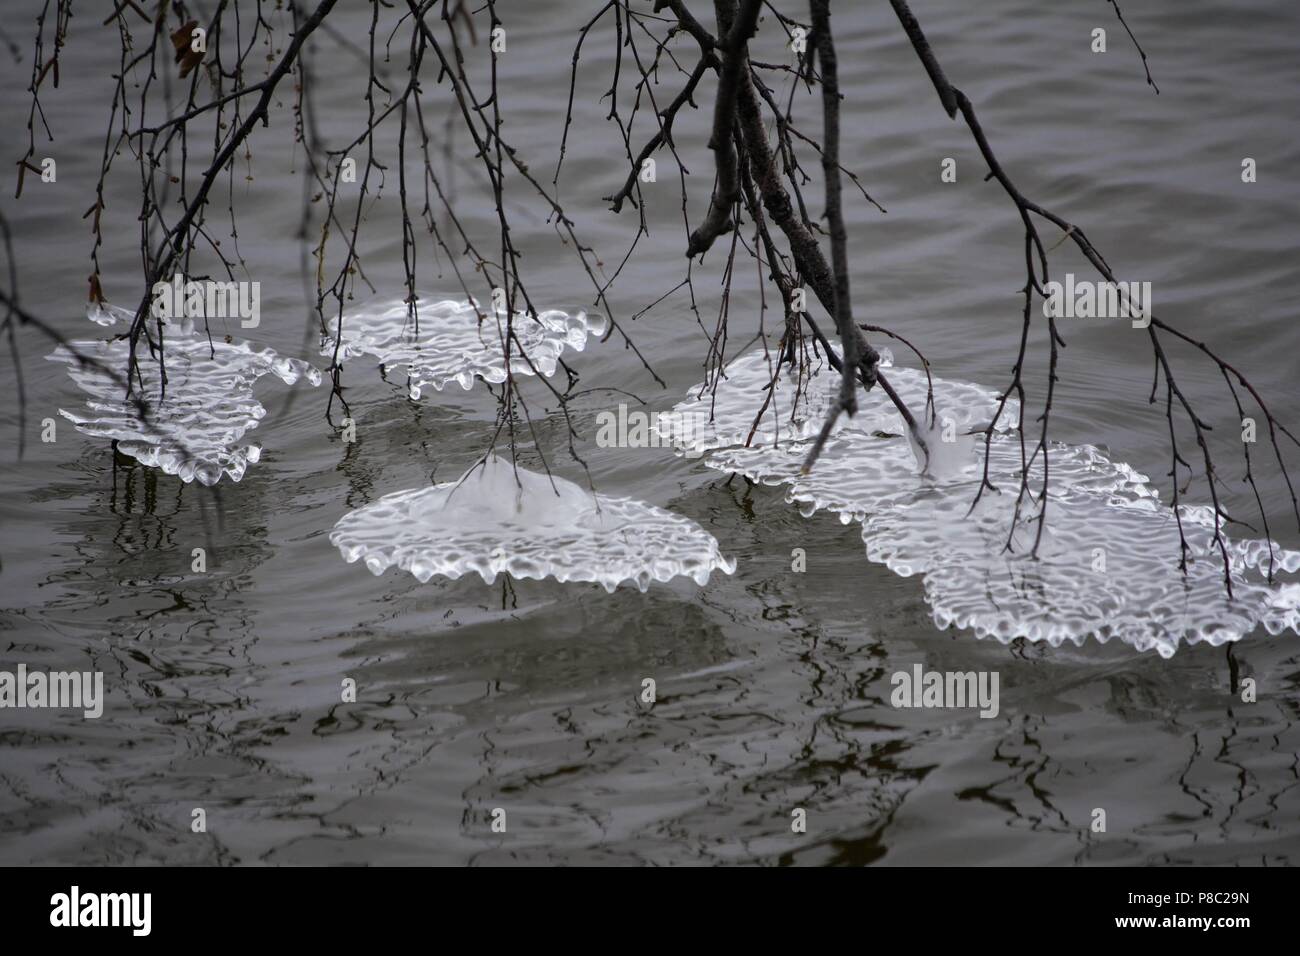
[
  {"x1": 47, "y1": 303, "x2": 320, "y2": 485},
  {"x1": 322, "y1": 298, "x2": 606, "y2": 399},
  {"x1": 655, "y1": 346, "x2": 1017, "y2": 456},
  {"x1": 696, "y1": 348, "x2": 1300, "y2": 657},
  {"x1": 330, "y1": 456, "x2": 736, "y2": 592}
]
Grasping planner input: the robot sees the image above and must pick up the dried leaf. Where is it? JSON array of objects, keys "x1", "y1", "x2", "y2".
[
  {"x1": 170, "y1": 20, "x2": 197, "y2": 59},
  {"x1": 178, "y1": 47, "x2": 205, "y2": 80}
]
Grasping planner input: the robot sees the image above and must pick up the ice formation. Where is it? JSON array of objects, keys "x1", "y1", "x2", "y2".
[
  {"x1": 47, "y1": 303, "x2": 320, "y2": 485},
  {"x1": 322, "y1": 298, "x2": 606, "y2": 399},
  {"x1": 654, "y1": 345, "x2": 1017, "y2": 456},
  {"x1": 330, "y1": 456, "x2": 737, "y2": 592},
  {"x1": 681, "y1": 347, "x2": 1300, "y2": 657}
]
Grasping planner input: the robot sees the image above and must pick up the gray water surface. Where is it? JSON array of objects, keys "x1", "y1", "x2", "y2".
[{"x1": 1, "y1": 1, "x2": 1298, "y2": 865}]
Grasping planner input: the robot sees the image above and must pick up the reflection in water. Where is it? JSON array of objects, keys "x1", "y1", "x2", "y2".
[
  {"x1": 2, "y1": 0, "x2": 1299, "y2": 866},
  {"x1": 1, "y1": 420, "x2": 1298, "y2": 865}
]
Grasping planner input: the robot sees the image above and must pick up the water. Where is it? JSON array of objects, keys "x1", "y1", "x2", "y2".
[
  {"x1": 1, "y1": 1, "x2": 1298, "y2": 865},
  {"x1": 683, "y1": 351, "x2": 1300, "y2": 658}
]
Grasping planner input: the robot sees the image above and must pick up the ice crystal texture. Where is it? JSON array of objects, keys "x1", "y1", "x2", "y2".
[
  {"x1": 47, "y1": 303, "x2": 320, "y2": 485},
  {"x1": 322, "y1": 298, "x2": 606, "y2": 399},
  {"x1": 331, "y1": 456, "x2": 737, "y2": 592},
  {"x1": 686, "y1": 348, "x2": 1300, "y2": 657},
  {"x1": 654, "y1": 345, "x2": 1016, "y2": 455}
]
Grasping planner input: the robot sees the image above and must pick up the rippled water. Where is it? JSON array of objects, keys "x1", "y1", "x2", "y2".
[{"x1": 1, "y1": 1, "x2": 1298, "y2": 865}]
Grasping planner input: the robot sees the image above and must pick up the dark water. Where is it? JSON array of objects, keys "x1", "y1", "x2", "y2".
[{"x1": 1, "y1": 1, "x2": 1298, "y2": 864}]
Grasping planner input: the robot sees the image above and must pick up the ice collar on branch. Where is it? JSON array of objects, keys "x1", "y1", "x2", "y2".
[
  {"x1": 655, "y1": 346, "x2": 1016, "y2": 459},
  {"x1": 686, "y1": 347, "x2": 1300, "y2": 658},
  {"x1": 321, "y1": 298, "x2": 606, "y2": 399},
  {"x1": 330, "y1": 456, "x2": 737, "y2": 592},
  {"x1": 46, "y1": 302, "x2": 320, "y2": 485}
]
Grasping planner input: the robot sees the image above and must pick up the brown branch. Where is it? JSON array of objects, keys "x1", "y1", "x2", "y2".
[
  {"x1": 801, "y1": 0, "x2": 859, "y2": 474},
  {"x1": 685, "y1": 0, "x2": 761, "y2": 258}
]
